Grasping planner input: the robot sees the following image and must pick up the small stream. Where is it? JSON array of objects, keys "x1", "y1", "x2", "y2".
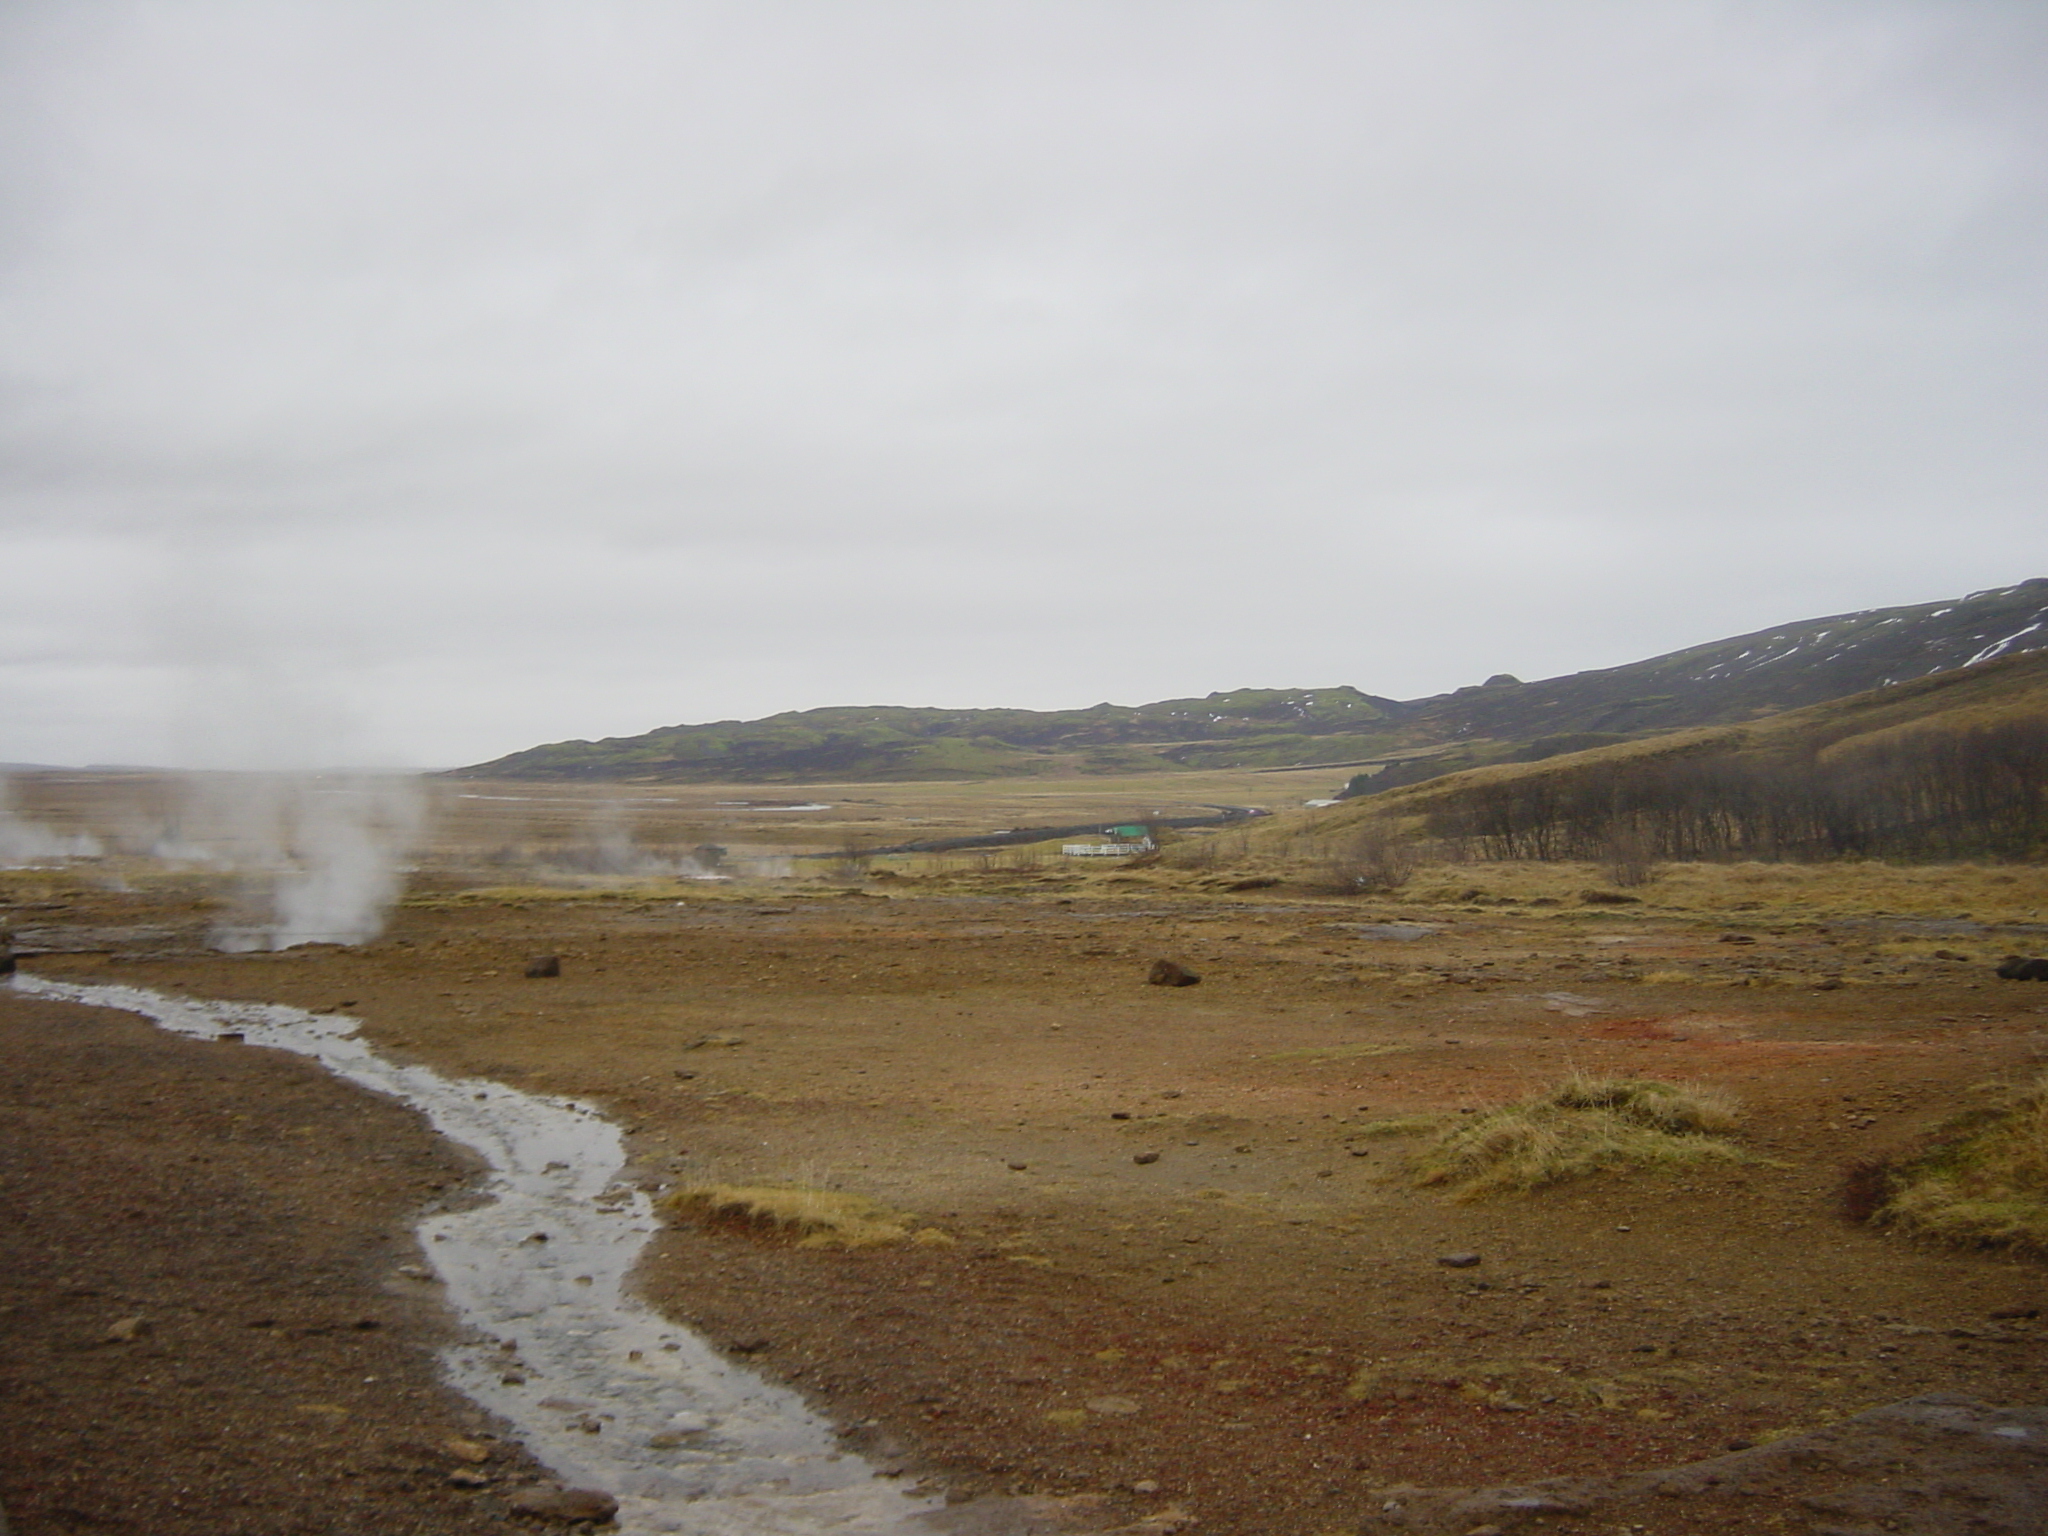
[{"x1": 10, "y1": 974, "x2": 947, "y2": 1536}]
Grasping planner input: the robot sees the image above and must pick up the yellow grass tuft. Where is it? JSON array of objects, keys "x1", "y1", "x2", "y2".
[
  {"x1": 663, "y1": 1184, "x2": 942, "y2": 1249},
  {"x1": 1412, "y1": 1074, "x2": 1746, "y2": 1199},
  {"x1": 1872, "y1": 1073, "x2": 2048, "y2": 1253}
]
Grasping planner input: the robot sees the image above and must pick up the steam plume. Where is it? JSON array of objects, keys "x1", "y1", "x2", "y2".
[{"x1": 193, "y1": 773, "x2": 427, "y2": 950}]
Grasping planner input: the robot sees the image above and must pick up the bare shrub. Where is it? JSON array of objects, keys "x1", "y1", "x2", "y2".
[
  {"x1": 1319, "y1": 826, "x2": 1417, "y2": 894},
  {"x1": 1601, "y1": 824, "x2": 1659, "y2": 888},
  {"x1": 827, "y1": 839, "x2": 872, "y2": 883}
]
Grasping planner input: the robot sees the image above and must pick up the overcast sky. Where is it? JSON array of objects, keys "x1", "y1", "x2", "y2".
[{"x1": 2, "y1": 1, "x2": 2043, "y2": 769}]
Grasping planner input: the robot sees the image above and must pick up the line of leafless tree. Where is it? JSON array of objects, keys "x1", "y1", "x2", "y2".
[{"x1": 1421, "y1": 718, "x2": 2048, "y2": 864}]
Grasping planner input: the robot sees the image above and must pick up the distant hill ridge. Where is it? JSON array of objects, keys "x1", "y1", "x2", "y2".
[{"x1": 450, "y1": 578, "x2": 2048, "y2": 784}]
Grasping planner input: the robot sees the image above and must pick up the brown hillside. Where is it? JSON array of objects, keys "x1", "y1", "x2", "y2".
[{"x1": 1275, "y1": 649, "x2": 2048, "y2": 843}]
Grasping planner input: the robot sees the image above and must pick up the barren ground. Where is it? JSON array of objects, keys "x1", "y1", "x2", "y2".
[{"x1": 2, "y1": 777, "x2": 2046, "y2": 1534}]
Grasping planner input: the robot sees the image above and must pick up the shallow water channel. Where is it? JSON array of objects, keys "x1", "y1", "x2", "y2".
[{"x1": 13, "y1": 974, "x2": 946, "y2": 1536}]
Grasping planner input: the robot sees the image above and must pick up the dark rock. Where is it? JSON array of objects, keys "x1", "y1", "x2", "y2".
[
  {"x1": 1436, "y1": 1253, "x2": 1483, "y2": 1269},
  {"x1": 0, "y1": 945, "x2": 14, "y2": 976},
  {"x1": 508, "y1": 1485, "x2": 618, "y2": 1522},
  {"x1": 1349, "y1": 1395, "x2": 2048, "y2": 1536},
  {"x1": 1579, "y1": 891, "x2": 1641, "y2": 905},
  {"x1": 1133, "y1": 1151, "x2": 1161, "y2": 1165},
  {"x1": 524, "y1": 954, "x2": 562, "y2": 978},
  {"x1": 1147, "y1": 959, "x2": 1200, "y2": 987},
  {"x1": 1996, "y1": 955, "x2": 2048, "y2": 980}
]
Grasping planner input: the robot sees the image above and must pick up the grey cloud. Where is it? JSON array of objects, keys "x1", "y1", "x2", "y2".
[{"x1": 1, "y1": 1, "x2": 2043, "y2": 766}]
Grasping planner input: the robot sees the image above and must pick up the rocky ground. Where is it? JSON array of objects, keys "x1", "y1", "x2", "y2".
[
  {"x1": 0, "y1": 989, "x2": 558, "y2": 1534},
  {"x1": 3, "y1": 865, "x2": 2046, "y2": 1534}
]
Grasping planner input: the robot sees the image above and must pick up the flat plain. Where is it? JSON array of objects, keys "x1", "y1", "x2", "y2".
[{"x1": 3, "y1": 773, "x2": 2045, "y2": 1535}]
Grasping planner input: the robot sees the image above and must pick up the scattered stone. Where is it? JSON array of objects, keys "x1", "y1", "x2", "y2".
[
  {"x1": 1007, "y1": 1160, "x2": 1029, "y2": 1171},
  {"x1": 1147, "y1": 960, "x2": 1200, "y2": 987},
  {"x1": 524, "y1": 954, "x2": 561, "y2": 978},
  {"x1": 727, "y1": 1336, "x2": 772, "y2": 1355},
  {"x1": 1437, "y1": 1253, "x2": 1482, "y2": 1269},
  {"x1": 507, "y1": 1485, "x2": 619, "y2": 1522},
  {"x1": 442, "y1": 1435, "x2": 492, "y2": 1463},
  {"x1": 447, "y1": 1469, "x2": 492, "y2": 1488},
  {"x1": 1351, "y1": 1395, "x2": 2047, "y2": 1536},
  {"x1": 1131, "y1": 1479, "x2": 1161, "y2": 1494},
  {"x1": 104, "y1": 1315, "x2": 147, "y2": 1343},
  {"x1": 1718, "y1": 933, "x2": 1757, "y2": 945},
  {"x1": 1133, "y1": 1151, "x2": 1161, "y2": 1165},
  {"x1": 1086, "y1": 1395, "x2": 1141, "y2": 1415},
  {"x1": 1110, "y1": 1110, "x2": 1132, "y2": 1120},
  {"x1": 215, "y1": 1031, "x2": 245, "y2": 1043}
]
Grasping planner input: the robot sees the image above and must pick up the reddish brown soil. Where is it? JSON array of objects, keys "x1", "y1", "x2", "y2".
[
  {"x1": 0, "y1": 990, "x2": 552, "y2": 1534},
  {"x1": 6, "y1": 874, "x2": 2047, "y2": 1534}
]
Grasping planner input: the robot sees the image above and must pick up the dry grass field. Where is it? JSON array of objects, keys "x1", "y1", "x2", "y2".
[{"x1": 3, "y1": 771, "x2": 2046, "y2": 1535}]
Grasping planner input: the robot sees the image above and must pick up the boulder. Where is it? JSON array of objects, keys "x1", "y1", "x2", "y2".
[
  {"x1": 1147, "y1": 959, "x2": 1200, "y2": 987},
  {"x1": 524, "y1": 954, "x2": 561, "y2": 978},
  {"x1": 1995, "y1": 956, "x2": 2048, "y2": 980},
  {"x1": 508, "y1": 1485, "x2": 618, "y2": 1523}
]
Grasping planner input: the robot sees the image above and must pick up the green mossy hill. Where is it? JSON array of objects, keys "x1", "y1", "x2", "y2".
[{"x1": 452, "y1": 688, "x2": 1402, "y2": 783}]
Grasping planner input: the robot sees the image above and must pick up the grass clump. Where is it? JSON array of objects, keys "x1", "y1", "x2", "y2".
[
  {"x1": 664, "y1": 1184, "x2": 950, "y2": 1249},
  {"x1": 1861, "y1": 1074, "x2": 2048, "y2": 1254},
  {"x1": 1413, "y1": 1074, "x2": 1745, "y2": 1199}
]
